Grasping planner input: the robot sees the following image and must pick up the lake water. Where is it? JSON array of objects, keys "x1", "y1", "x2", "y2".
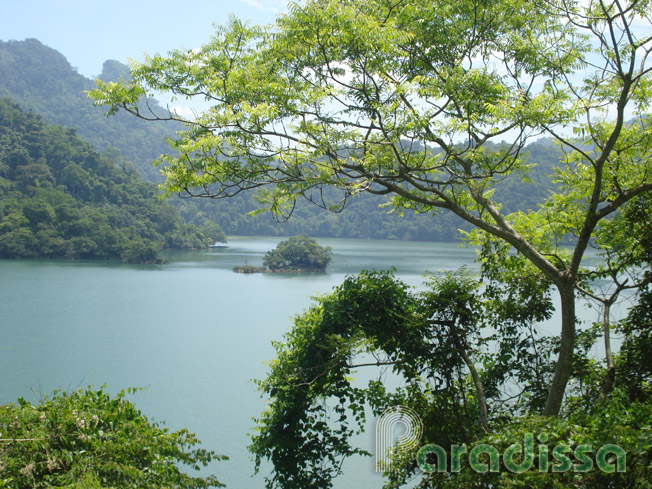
[{"x1": 0, "y1": 237, "x2": 621, "y2": 488}]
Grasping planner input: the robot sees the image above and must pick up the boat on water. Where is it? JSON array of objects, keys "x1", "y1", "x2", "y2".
[{"x1": 209, "y1": 243, "x2": 228, "y2": 248}]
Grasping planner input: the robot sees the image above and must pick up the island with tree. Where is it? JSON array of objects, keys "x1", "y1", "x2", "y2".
[{"x1": 233, "y1": 235, "x2": 332, "y2": 273}]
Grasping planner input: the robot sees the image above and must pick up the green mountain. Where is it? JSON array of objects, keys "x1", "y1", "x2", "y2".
[
  {"x1": 0, "y1": 98, "x2": 225, "y2": 262},
  {"x1": 0, "y1": 38, "x2": 562, "y2": 242},
  {"x1": 0, "y1": 38, "x2": 178, "y2": 183}
]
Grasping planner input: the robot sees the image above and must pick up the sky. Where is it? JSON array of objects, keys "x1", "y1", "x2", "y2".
[{"x1": 0, "y1": 0, "x2": 288, "y2": 79}]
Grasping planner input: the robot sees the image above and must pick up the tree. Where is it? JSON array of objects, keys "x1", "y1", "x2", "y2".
[
  {"x1": 249, "y1": 183, "x2": 652, "y2": 489},
  {"x1": 262, "y1": 234, "x2": 332, "y2": 271},
  {"x1": 0, "y1": 387, "x2": 225, "y2": 489},
  {"x1": 89, "y1": 0, "x2": 652, "y2": 485},
  {"x1": 249, "y1": 269, "x2": 652, "y2": 489}
]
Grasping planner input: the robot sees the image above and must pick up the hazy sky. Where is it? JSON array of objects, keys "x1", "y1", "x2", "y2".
[{"x1": 0, "y1": 0, "x2": 287, "y2": 78}]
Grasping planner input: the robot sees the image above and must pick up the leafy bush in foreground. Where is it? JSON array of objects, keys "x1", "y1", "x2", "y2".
[{"x1": 0, "y1": 387, "x2": 225, "y2": 489}]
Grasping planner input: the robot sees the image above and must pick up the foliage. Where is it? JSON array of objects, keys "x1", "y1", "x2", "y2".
[
  {"x1": 262, "y1": 234, "x2": 332, "y2": 271},
  {"x1": 0, "y1": 98, "x2": 225, "y2": 263},
  {"x1": 615, "y1": 261, "x2": 652, "y2": 403},
  {"x1": 251, "y1": 270, "x2": 417, "y2": 488},
  {"x1": 251, "y1": 269, "x2": 652, "y2": 489},
  {"x1": 444, "y1": 398, "x2": 652, "y2": 489},
  {"x1": 249, "y1": 269, "x2": 544, "y2": 487},
  {"x1": 0, "y1": 387, "x2": 225, "y2": 489}
]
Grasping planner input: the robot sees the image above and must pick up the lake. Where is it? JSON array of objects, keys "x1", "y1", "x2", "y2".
[{"x1": 0, "y1": 237, "x2": 618, "y2": 488}]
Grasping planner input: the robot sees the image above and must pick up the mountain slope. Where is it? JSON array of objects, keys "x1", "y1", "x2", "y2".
[
  {"x1": 0, "y1": 98, "x2": 225, "y2": 262},
  {"x1": 0, "y1": 38, "x2": 177, "y2": 182}
]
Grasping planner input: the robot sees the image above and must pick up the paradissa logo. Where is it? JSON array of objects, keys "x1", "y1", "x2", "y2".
[
  {"x1": 376, "y1": 406, "x2": 626, "y2": 474},
  {"x1": 417, "y1": 432, "x2": 626, "y2": 474},
  {"x1": 376, "y1": 406, "x2": 423, "y2": 472}
]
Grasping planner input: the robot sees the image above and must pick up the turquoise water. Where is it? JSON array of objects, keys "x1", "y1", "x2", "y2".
[{"x1": 0, "y1": 237, "x2": 619, "y2": 488}]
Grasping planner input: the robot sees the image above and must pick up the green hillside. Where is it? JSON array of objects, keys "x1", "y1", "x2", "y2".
[
  {"x1": 0, "y1": 38, "x2": 177, "y2": 183},
  {"x1": 0, "y1": 98, "x2": 225, "y2": 262}
]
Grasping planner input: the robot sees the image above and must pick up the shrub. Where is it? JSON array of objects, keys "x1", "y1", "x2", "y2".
[{"x1": 0, "y1": 387, "x2": 225, "y2": 488}]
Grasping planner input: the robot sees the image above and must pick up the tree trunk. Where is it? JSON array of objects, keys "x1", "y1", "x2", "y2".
[
  {"x1": 459, "y1": 347, "x2": 490, "y2": 432},
  {"x1": 543, "y1": 283, "x2": 576, "y2": 416},
  {"x1": 603, "y1": 300, "x2": 614, "y2": 372},
  {"x1": 599, "y1": 300, "x2": 616, "y2": 398}
]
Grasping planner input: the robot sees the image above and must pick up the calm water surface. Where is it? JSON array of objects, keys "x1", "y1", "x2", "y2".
[{"x1": 0, "y1": 237, "x2": 614, "y2": 488}]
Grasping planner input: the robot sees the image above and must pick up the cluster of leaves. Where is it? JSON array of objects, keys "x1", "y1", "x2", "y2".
[
  {"x1": 262, "y1": 234, "x2": 332, "y2": 271},
  {"x1": 250, "y1": 268, "x2": 549, "y2": 487},
  {"x1": 445, "y1": 399, "x2": 652, "y2": 489},
  {"x1": 613, "y1": 238, "x2": 652, "y2": 403},
  {"x1": 0, "y1": 387, "x2": 225, "y2": 488},
  {"x1": 453, "y1": 279, "x2": 652, "y2": 489},
  {"x1": 0, "y1": 98, "x2": 225, "y2": 263},
  {"x1": 251, "y1": 270, "x2": 415, "y2": 488}
]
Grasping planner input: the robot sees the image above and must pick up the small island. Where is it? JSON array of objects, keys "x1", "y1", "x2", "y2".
[{"x1": 233, "y1": 235, "x2": 332, "y2": 273}]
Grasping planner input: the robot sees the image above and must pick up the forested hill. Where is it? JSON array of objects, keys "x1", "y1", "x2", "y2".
[
  {"x1": 0, "y1": 38, "x2": 177, "y2": 182},
  {"x1": 0, "y1": 98, "x2": 225, "y2": 262},
  {"x1": 0, "y1": 38, "x2": 563, "y2": 242}
]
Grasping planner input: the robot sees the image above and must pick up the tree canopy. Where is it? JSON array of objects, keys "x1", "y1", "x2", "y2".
[{"x1": 90, "y1": 0, "x2": 652, "y2": 486}]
